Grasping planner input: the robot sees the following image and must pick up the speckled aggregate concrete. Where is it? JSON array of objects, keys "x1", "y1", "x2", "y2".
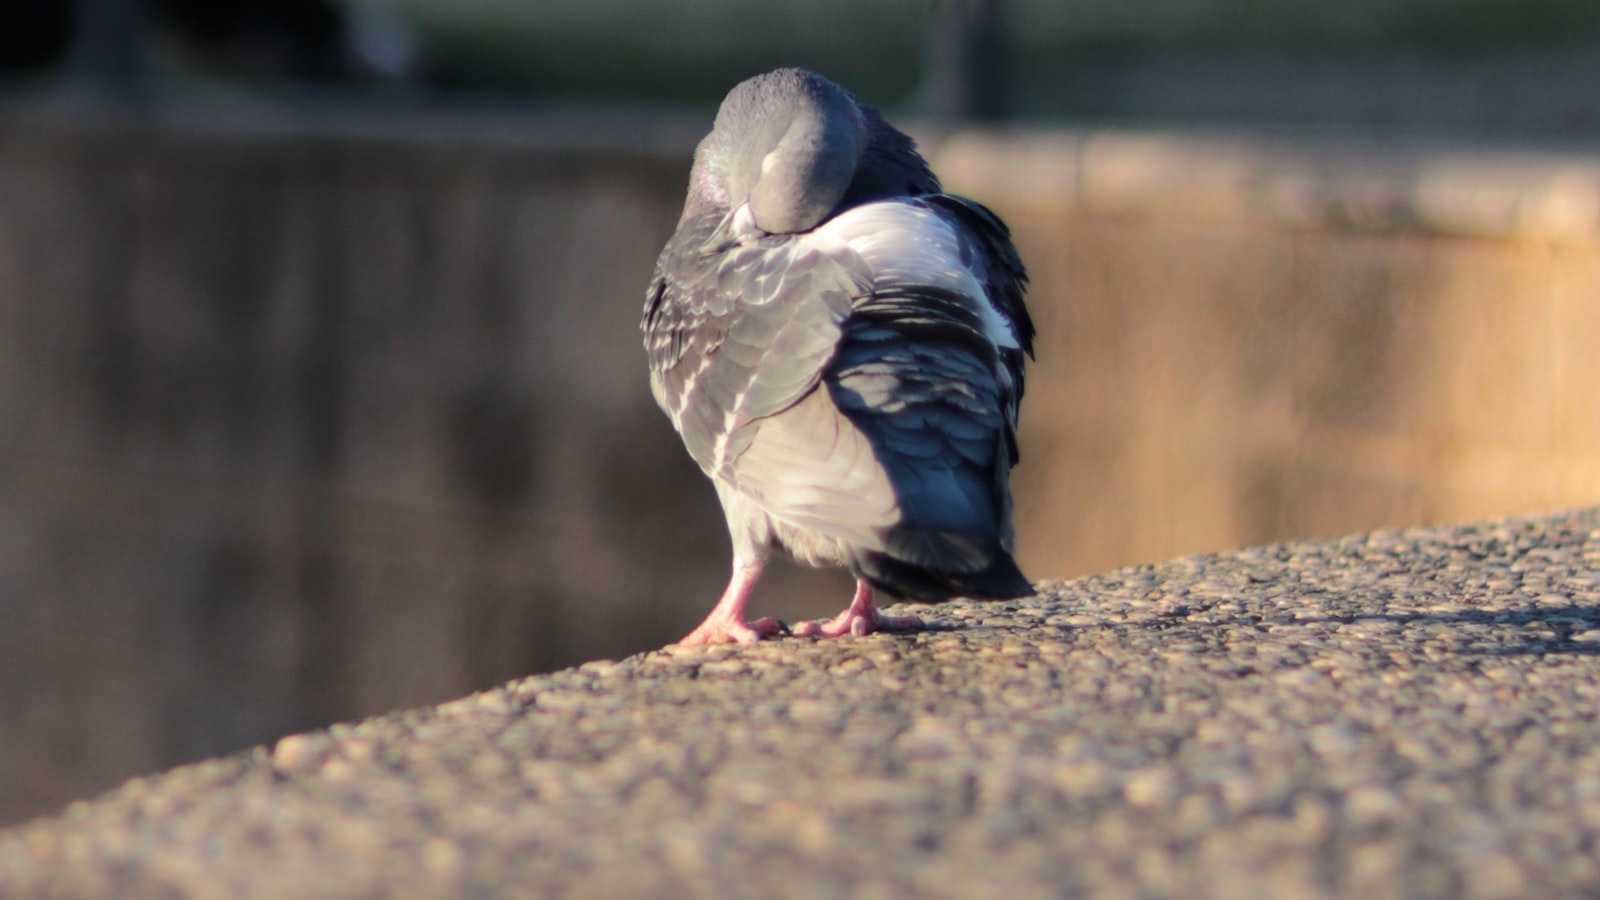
[{"x1": 4, "y1": 510, "x2": 1600, "y2": 899}]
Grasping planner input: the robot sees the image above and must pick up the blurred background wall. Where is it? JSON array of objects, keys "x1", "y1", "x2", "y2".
[{"x1": 0, "y1": 0, "x2": 1596, "y2": 824}]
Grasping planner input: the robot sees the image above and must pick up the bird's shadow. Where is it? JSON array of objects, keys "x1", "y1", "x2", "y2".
[
  {"x1": 1256, "y1": 603, "x2": 1600, "y2": 657},
  {"x1": 913, "y1": 598, "x2": 1600, "y2": 658}
]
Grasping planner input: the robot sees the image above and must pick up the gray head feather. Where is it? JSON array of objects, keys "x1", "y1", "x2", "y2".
[{"x1": 684, "y1": 68, "x2": 937, "y2": 234}]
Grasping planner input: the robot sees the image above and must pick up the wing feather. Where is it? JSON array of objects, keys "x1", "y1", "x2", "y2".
[{"x1": 644, "y1": 210, "x2": 863, "y2": 481}]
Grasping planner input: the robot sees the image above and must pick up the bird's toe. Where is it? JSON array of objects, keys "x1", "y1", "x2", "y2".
[{"x1": 795, "y1": 608, "x2": 923, "y2": 638}]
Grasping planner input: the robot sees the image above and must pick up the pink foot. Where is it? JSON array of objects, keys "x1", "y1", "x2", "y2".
[
  {"x1": 793, "y1": 579, "x2": 924, "y2": 638},
  {"x1": 679, "y1": 615, "x2": 787, "y2": 646},
  {"x1": 675, "y1": 559, "x2": 789, "y2": 646},
  {"x1": 792, "y1": 608, "x2": 923, "y2": 637}
]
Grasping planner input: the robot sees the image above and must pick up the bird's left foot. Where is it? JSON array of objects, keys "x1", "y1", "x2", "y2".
[
  {"x1": 675, "y1": 560, "x2": 788, "y2": 646},
  {"x1": 679, "y1": 616, "x2": 789, "y2": 646},
  {"x1": 793, "y1": 607, "x2": 923, "y2": 638}
]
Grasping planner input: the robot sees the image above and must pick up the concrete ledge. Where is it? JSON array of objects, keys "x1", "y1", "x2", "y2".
[
  {"x1": 4, "y1": 509, "x2": 1599, "y2": 898},
  {"x1": 927, "y1": 129, "x2": 1600, "y2": 245}
]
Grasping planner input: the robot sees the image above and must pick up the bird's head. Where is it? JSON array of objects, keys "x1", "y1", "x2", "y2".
[{"x1": 682, "y1": 68, "x2": 938, "y2": 235}]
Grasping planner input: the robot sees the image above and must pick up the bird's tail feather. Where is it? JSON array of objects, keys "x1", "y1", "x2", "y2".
[{"x1": 855, "y1": 549, "x2": 1033, "y2": 603}]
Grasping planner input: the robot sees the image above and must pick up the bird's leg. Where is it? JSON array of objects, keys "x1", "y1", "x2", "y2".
[
  {"x1": 677, "y1": 558, "x2": 788, "y2": 645},
  {"x1": 794, "y1": 578, "x2": 924, "y2": 638}
]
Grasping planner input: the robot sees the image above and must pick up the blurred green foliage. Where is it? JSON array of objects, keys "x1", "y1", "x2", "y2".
[{"x1": 355, "y1": 0, "x2": 1599, "y2": 110}]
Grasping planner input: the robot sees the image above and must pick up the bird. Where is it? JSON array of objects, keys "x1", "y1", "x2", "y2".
[{"x1": 642, "y1": 68, "x2": 1035, "y2": 645}]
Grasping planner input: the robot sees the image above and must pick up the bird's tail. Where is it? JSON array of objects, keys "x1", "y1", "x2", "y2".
[{"x1": 854, "y1": 548, "x2": 1033, "y2": 604}]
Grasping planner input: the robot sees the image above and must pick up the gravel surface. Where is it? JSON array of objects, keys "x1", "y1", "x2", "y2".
[{"x1": 4, "y1": 510, "x2": 1600, "y2": 899}]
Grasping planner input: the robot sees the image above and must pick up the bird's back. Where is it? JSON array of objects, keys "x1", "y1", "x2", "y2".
[{"x1": 645, "y1": 193, "x2": 1032, "y2": 603}]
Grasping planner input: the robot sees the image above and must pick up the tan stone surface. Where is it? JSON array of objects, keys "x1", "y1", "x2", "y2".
[{"x1": 5, "y1": 512, "x2": 1600, "y2": 899}]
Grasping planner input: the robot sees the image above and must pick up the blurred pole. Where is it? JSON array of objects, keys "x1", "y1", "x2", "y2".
[
  {"x1": 924, "y1": 0, "x2": 1008, "y2": 123},
  {"x1": 64, "y1": 0, "x2": 147, "y2": 96}
]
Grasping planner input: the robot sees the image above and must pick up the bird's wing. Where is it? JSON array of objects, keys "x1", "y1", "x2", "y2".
[
  {"x1": 813, "y1": 199, "x2": 1028, "y2": 569},
  {"x1": 643, "y1": 209, "x2": 866, "y2": 484},
  {"x1": 920, "y1": 194, "x2": 1033, "y2": 465}
]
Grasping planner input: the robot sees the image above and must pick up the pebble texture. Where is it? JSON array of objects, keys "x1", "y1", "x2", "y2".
[{"x1": 4, "y1": 510, "x2": 1600, "y2": 899}]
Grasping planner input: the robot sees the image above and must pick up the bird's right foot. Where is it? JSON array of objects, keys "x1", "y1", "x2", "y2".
[
  {"x1": 793, "y1": 607, "x2": 923, "y2": 638},
  {"x1": 791, "y1": 578, "x2": 924, "y2": 638}
]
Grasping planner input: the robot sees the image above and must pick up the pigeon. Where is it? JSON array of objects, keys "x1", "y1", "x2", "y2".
[{"x1": 642, "y1": 68, "x2": 1034, "y2": 645}]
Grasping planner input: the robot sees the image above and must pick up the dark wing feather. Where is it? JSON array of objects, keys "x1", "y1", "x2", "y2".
[
  {"x1": 826, "y1": 283, "x2": 1029, "y2": 600},
  {"x1": 817, "y1": 197, "x2": 1031, "y2": 599},
  {"x1": 922, "y1": 194, "x2": 1033, "y2": 465}
]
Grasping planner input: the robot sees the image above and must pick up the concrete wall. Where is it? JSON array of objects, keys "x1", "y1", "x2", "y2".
[
  {"x1": 932, "y1": 130, "x2": 1600, "y2": 576},
  {"x1": 0, "y1": 100, "x2": 1595, "y2": 824}
]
